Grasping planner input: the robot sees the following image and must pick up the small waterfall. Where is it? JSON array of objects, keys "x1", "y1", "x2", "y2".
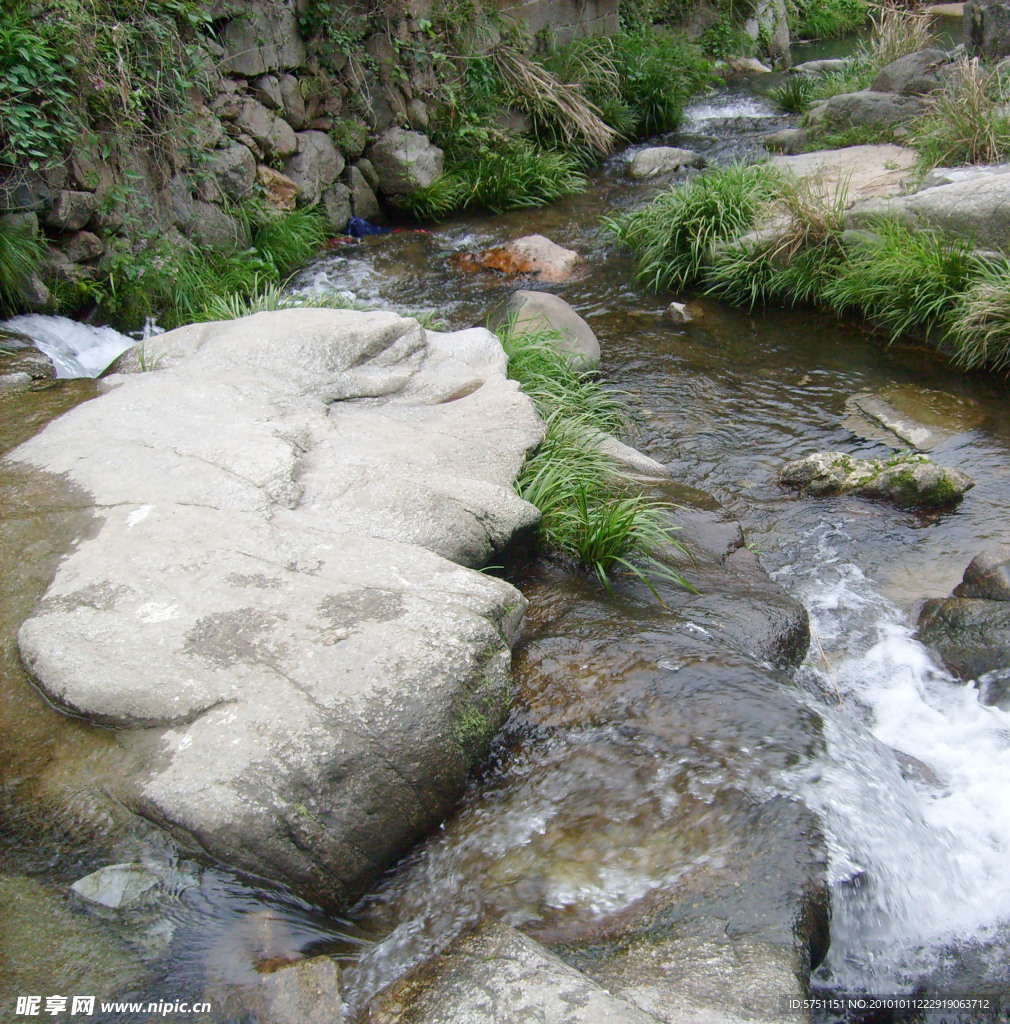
[
  {"x1": 3, "y1": 314, "x2": 139, "y2": 379},
  {"x1": 777, "y1": 528, "x2": 1010, "y2": 993}
]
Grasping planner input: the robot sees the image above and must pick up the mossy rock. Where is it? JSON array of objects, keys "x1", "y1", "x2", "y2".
[{"x1": 780, "y1": 451, "x2": 973, "y2": 507}]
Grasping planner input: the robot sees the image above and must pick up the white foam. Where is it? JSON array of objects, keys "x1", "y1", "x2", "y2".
[
  {"x1": 684, "y1": 95, "x2": 780, "y2": 124},
  {"x1": 778, "y1": 533, "x2": 1010, "y2": 990},
  {"x1": 4, "y1": 314, "x2": 136, "y2": 379}
]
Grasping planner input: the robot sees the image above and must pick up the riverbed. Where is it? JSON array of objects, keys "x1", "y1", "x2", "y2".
[{"x1": 2, "y1": 61, "x2": 1010, "y2": 1023}]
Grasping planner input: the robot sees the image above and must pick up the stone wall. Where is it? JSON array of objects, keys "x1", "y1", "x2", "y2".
[{"x1": 497, "y1": 0, "x2": 620, "y2": 45}]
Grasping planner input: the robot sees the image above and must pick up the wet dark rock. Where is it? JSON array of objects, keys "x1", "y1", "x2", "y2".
[
  {"x1": 780, "y1": 451, "x2": 974, "y2": 507},
  {"x1": 952, "y1": 545, "x2": 1010, "y2": 601},
  {"x1": 764, "y1": 127, "x2": 809, "y2": 153},
  {"x1": 870, "y1": 48, "x2": 953, "y2": 94},
  {"x1": 976, "y1": 667, "x2": 1010, "y2": 710},
  {"x1": 367, "y1": 922, "x2": 662, "y2": 1024},
  {"x1": 918, "y1": 597, "x2": 1010, "y2": 678}
]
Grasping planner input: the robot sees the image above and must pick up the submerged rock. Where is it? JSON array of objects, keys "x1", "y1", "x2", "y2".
[
  {"x1": 71, "y1": 863, "x2": 164, "y2": 916},
  {"x1": 11, "y1": 309, "x2": 544, "y2": 905},
  {"x1": 627, "y1": 147, "x2": 705, "y2": 179},
  {"x1": 918, "y1": 597, "x2": 1010, "y2": 678},
  {"x1": 780, "y1": 451, "x2": 974, "y2": 507},
  {"x1": 919, "y1": 546, "x2": 1010, "y2": 678},
  {"x1": 843, "y1": 386, "x2": 984, "y2": 451},
  {"x1": 369, "y1": 922, "x2": 663, "y2": 1024},
  {"x1": 208, "y1": 954, "x2": 345, "y2": 1024}
]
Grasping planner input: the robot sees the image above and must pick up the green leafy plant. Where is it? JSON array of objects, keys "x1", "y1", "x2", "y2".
[
  {"x1": 0, "y1": 8, "x2": 78, "y2": 169},
  {"x1": 604, "y1": 162, "x2": 785, "y2": 291}
]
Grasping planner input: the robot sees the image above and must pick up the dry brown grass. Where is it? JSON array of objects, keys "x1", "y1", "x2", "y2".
[{"x1": 491, "y1": 45, "x2": 620, "y2": 155}]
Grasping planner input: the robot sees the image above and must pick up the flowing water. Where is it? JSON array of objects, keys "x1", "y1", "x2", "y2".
[{"x1": 4, "y1": 61, "x2": 1010, "y2": 1022}]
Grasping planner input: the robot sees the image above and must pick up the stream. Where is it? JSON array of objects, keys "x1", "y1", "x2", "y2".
[{"x1": 3, "y1": 47, "x2": 1010, "y2": 1023}]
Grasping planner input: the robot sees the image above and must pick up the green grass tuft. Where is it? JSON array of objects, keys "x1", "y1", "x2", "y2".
[
  {"x1": 906, "y1": 57, "x2": 1010, "y2": 172},
  {"x1": 947, "y1": 256, "x2": 1010, "y2": 372},
  {"x1": 495, "y1": 318, "x2": 691, "y2": 598},
  {"x1": 0, "y1": 218, "x2": 45, "y2": 315},
  {"x1": 791, "y1": 0, "x2": 870, "y2": 39},
  {"x1": 604, "y1": 162, "x2": 785, "y2": 291},
  {"x1": 821, "y1": 218, "x2": 979, "y2": 340}
]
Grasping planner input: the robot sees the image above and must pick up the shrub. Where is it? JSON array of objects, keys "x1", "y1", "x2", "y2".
[
  {"x1": 906, "y1": 57, "x2": 1010, "y2": 171},
  {"x1": 821, "y1": 218, "x2": 979, "y2": 339},
  {"x1": 496, "y1": 319, "x2": 691, "y2": 597},
  {"x1": 604, "y1": 162, "x2": 785, "y2": 291},
  {"x1": 609, "y1": 30, "x2": 715, "y2": 136}
]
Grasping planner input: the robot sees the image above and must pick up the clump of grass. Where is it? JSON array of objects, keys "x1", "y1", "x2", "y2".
[
  {"x1": 491, "y1": 44, "x2": 618, "y2": 156},
  {"x1": 906, "y1": 57, "x2": 1010, "y2": 171},
  {"x1": 0, "y1": 218, "x2": 45, "y2": 315},
  {"x1": 198, "y1": 279, "x2": 358, "y2": 321},
  {"x1": 495, "y1": 319, "x2": 690, "y2": 598},
  {"x1": 604, "y1": 162, "x2": 785, "y2": 291},
  {"x1": 800, "y1": 122, "x2": 893, "y2": 150},
  {"x1": 822, "y1": 218, "x2": 979, "y2": 339},
  {"x1": 792, "y1": 0, "x2": 870, "y2": 39},
  {"x1": 865, "y1": 2, "x2": 933, "y2": 69},
  {"x1": 609, "y1": 30, "x2": 715, "y2": 136},
  {"x1": 401, "y1": 141, "x2": 587, "y2": 219},
  {"x1": 772, "y1": 75, "x2": 819, "y2": 114},
  {"x1": 947, "y1": 257, "x2": 1010, "y2": 371},
  {"x1": 706, "y1": 172, "x2": 849, "y2": 307}
]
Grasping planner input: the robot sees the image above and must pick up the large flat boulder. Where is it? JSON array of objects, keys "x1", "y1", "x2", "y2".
[
  {"x1": 769, "y1": 145, "x2": 918, "y2": 206},
  {"x1": 10, "y1": 309, "x2": 544, "y2": 905},
  {"x1": 805, "y1": 90, "x2": 929, "y2": 131},
  {"x1": 846, "y1": 165, "x2": 1010, "y2": 249}
]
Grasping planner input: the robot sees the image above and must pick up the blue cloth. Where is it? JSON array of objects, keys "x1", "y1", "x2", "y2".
[{"x1": 345, "y1": 216, "x2": 392, "y2": 238}]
